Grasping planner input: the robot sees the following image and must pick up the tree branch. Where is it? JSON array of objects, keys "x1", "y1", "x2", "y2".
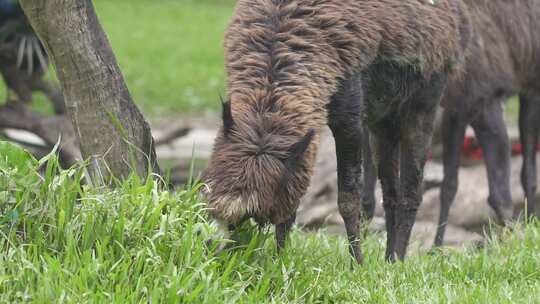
[{"x1": 0, "y1": 102, "x2": 81, "y2": 165}]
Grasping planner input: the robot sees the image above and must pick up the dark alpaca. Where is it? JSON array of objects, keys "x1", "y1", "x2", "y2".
[
  {"x1": 203, "y1": 0, "x2": 470, "y2": 263},
  {"x1": 0, "y1": 0, "x2": 65, "y2": 113},
  {"x1": 433, "y1": 0, "x2": 540, "y2": 246}
]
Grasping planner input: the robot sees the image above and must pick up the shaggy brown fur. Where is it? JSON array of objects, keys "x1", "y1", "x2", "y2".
[
  {"x1": 434, "y1": 0, "x2": 540, "y2": 246},
  {"x1": 203, "y1": 0, "x2": 470, "y2": 262}
]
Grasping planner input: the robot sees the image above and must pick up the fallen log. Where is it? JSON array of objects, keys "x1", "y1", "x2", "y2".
[{"x1": 0, "y1": 102, "x2": 80, "y2": 165}]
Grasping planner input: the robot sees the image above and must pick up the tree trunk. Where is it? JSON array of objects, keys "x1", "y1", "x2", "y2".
[{"x1": 18, "y1": 0, "x2": 159, "y2": 181}]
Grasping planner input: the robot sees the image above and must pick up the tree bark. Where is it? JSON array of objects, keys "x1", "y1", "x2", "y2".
[{"x1": 18, "y1": 0, "x2": 159, "y2": 181}]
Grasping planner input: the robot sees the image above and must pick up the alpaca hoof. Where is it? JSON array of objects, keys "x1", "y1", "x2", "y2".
[{"x1": 494, "y1": 206, "x2": 514, "y2": 225}]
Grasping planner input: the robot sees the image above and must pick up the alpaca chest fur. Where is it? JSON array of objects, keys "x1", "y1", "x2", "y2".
[{"x1": 204, "y1": 0, "x2": 471, "y2": 261}]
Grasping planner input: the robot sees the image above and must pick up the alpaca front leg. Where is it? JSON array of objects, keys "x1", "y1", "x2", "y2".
[
  {"x1": 395, "y1": 144, "x2": 426, "y2": 261},
  {"x1": 275, "y1": 213, "x2": 296, "y2": 252},
  {"x1": 327, "y1": 74, "x2": 366, "y2": 264},
  {"x1": 395, "y1": 107, "x2": 440, "y2": 260},
  {"x1": 330, "y1": 126, "x2": 364, "y2": 264},
  {"x1": 362, "y1": 126, "x2": 377, "y2": 221},
  {"x1": 373, "y1": 135, "x2": 400, "y2": 262},
  {"x1": 394, "y1": 72, "x2": 448, "y2": 260}
]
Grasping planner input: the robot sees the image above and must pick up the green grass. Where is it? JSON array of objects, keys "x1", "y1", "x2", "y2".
[
  {"x1": 0, "y1": 0, "x2": 235, "y2": 116},
  {"x1": 2, "y1": 140, "x2": 540, "y2": 303},
  {"x1": 94, "y1": 0, "x2": 235, "y2": 115}
]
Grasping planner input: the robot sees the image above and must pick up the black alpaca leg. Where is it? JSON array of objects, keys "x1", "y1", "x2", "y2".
[
  {"x1": 362, "y1": 126, "x2": 377, "y2": 221},
  {"x1": 373, "y1": 135, "x2": 400, "y2": 262},
  {"x1": 332, "y1": 128, "x2": 364, "y2": 264},
  {"x1": 331, "y1": 125, "x2": 365, "y2": 264},
  {"x1": 394, "y1": 76, "x2": 445, "y2": 261},
  {"x1": 434, "y1": 111, "x2": 467, "y2": 247},
  {"x1": 394, "y1": 113, "x2": 435, "y2": 261},
  {"x1": 328, "y1": 75, "x2": 365, "y2": 264},
  {"x1": 519, "y1": 93, "x2": 540, "y2": 218},
  {"x1": 471, "y1": 99, "x2": 513, "y2": 223},
  {"x1": 275, "y1": 213, "x2": 296, "y2": 251}
]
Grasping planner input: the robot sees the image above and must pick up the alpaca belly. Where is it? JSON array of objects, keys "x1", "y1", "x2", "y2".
[{"x1": 361, "y1": 61, "x2": 427, "y2": 133}]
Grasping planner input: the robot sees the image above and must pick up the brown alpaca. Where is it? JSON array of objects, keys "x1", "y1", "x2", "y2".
[
  {"x1": 203, "y1": 0, "x2": 471, "y2": 262},
  {"x1": 433, "y1": 0, "x2": 540, "y2": 246}
]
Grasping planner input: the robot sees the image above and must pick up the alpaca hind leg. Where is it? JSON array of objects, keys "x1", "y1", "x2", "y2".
[
  {"x1": 471, "y1": 99, "x2": 513, "y2": 223},
  {"x1": 434, "y1": 111, "x2": 467, "y2": 247},
  {"x1": 519, "y1": 93, "x2": 540, "y2": 218}
]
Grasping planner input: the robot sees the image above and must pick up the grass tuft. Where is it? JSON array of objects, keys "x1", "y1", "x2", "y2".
[{"x1": 1, "y1": 141, "x2": 540, "y2": 302}]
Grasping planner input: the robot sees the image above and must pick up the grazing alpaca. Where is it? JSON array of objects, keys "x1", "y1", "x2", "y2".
[
  {"x1": 203, "y1": 0, "x2": 471, "y2": 263},
  {"x1": 434, "y1": 0, "x2": 540, "y2": 246}
]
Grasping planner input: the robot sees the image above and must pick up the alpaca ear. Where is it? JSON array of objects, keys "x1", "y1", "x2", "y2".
[
  {"x1": 220, "y1": 95, "x2": 234, "y2": 137},
  {"x1": 285, "y1": 129, "x2": 315, "y2": 170}
]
